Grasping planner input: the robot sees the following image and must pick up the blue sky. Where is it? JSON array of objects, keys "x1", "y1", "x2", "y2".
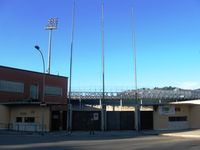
[{"x1": 1, "y1": 0, "x2": 200, "y2": 90}]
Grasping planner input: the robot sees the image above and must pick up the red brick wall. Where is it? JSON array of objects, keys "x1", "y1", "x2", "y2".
[{"x1": 0, "y1": 66, "x2": 68, "y2": 104}]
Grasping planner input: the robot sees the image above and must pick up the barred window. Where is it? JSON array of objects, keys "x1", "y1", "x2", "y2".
[
  {"x1": 24, "y1": 117, "x2": 35, "y2": 123},
  {"x1": 45, "y1": 86, "x2": 62, "y2": 96},
  {"x1": 0, "y1": 80, "x2": 24, "y2": 93},
  {"x1": 16, "y1": 117, "x2": 23, "y2": 122},
  {"x1": 169, "y1": 116, "x2": 187, "y2": 122}
]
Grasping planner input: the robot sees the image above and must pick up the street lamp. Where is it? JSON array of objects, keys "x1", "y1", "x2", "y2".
[
  {"x1": 34, "y1": 45, "x2": 46, "y2": 134},
  {"x1": 45, "y1": 18, "x2": 58, "y2": 74}
]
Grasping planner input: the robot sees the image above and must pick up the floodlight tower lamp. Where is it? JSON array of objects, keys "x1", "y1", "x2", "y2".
[
  {"x1": 45, "y1": 18, "x2": 58, "y2": 74},
  {"x1": 46, "y1": 18, "x2": 58, "y2": 30}
]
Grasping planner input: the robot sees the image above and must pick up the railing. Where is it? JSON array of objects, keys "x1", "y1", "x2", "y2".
[
  {"x1": 70, "y1": 92, "x2": 121, "y2": 99},
  {"x1": 0, "y1": 123, "x2": 47, "y2": 132},
  {"x1": 69, "y1": 89, "x2": 200, "y2": 100}
]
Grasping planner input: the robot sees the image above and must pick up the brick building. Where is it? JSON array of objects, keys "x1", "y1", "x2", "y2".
[{"x1": 0, "y1": 66, "x2": 68, "y2": 132}]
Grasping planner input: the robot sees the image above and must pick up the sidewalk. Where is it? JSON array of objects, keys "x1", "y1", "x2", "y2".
[
  {"x1": 0, "y1": 130, "x2": 157, "y2": 138},
  {"x1": 161, "y1": 129, "x2": 200, "y2": 138},
  {"x1": 1, "y1": 129, "x2": 200, "y2": 139}
]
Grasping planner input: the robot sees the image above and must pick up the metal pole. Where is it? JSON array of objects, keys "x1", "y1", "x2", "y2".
[
  {"x1": 131, "y1": 7, "x2": 140, "y2": 131},
  {"x1": 34, "y1": 45, "x2": 46, "y2": 134},
  {"x1": 101, "y1": 0, "x2": 106, "y2": 131},
  {"x1": 47, "y1": 29, "x2": 52, "y2": 74},
  {"x1": 34, "y1": 46, "x2": 45, "y2": 102},
  {"x1": 102, "y1": 0, "x2": 105, "y2": 101},
  {"x1": 41, "y1": 52, "x2": 46, "y2": 134},
  {"x1": 68, "y1": 0, "x2": 76, "y2": 132}
]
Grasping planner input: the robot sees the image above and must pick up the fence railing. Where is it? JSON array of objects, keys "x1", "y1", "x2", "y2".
[
  {"x1": 0, "y1": 123, "x2": 47, "y2": 132},
  {"x1": 69, "y1": 89, "x2": 200, "y2": 100}
]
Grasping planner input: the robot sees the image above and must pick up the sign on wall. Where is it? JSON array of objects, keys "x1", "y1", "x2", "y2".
[
  {"x1": 159, "y1": 105, "x2": 175, "y2": 115},
  {"x1": 93, "y1": 113, "x2": 99, "y2": 121}
]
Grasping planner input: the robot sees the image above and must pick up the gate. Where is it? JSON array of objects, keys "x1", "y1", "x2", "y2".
[
  {"x1": 107, "y1": 111, "x2": 135, "y2": 130},
  {"x1": 51, "y1": 111, "x2": 61, "y2": 131},
  {"x1": 120, "y1": 111, "x2": 135, "y2": 130},
  {"x1": 107, "y1": 111, "x2": 120, "y2": 130},
  {"x1": 72, "y1": 111, "x2": 101, "y2": 131},
  {"x1": 140, "y1": 111, "x2": 153, "y2": 130}
]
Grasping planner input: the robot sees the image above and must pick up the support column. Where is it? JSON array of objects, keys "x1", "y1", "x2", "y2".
[
  {"x1": 67, "y1": 104, "x2": 72, "y2": 132},
  {"x1": 79, "y1": 98, "x2": 82, "y2": 110},
  {"x1": 60, "y1": 111, "x2": 63, "y2": 130},
  {"x1": 99, "y1": 99, "x2": 102, "y2": 107},
  {"x1": 69, "y1": 104, "x2": 72, "y2": 131},
  {"x1": 135, "y1": 105, "x2": 141, "y2": 131},
  {"x1": 101, "y1": 105, "x2": 104, "y2": 131},
  {"x1": 101, "y1": 104, "x2": 106, "y2": 131},
  {"x1": 120, "y1": 99, "x2": 122, "y2": 111},
  {"x1": 104, "y1": 106, "x2": 107, "y2": 131}
]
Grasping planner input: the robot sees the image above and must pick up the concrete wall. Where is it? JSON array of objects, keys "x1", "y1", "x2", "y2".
[
  {"x1": 153, "y1": 105, "x2": 190, "y2": 130},
  {"x1": 189, "y1": 105, "x2": 200, "y2": 129},
  {"x1": 153, "y1": 109, "x2": 168, "y2": 130},
  {"x1": 10, "y1": 105, "x2": 50, "y2": 132},
  {"x1": 0, "y1": 105, "x2": 10, "y2": 129}
]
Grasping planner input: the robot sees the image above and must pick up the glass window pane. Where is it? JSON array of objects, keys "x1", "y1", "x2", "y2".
[
  {"x1": 30, "y1": 84, "x2": 38, "y2": 99},
  {"x1": 0, "y1": 80, "x2": 24, "y2": 93},
  {"x1": 45, "y1": 86, "x2": 62, "y2": 96}
]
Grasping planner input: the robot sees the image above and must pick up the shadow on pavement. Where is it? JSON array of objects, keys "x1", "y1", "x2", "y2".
[
  {"x1": 0, "y1": 130, "x2": 159, "y2": 145},
  {"x1": 1, "y1": 129, "x2": 198, "y2": 146}
]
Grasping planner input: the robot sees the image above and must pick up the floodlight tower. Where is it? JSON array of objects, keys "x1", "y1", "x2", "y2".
[
  {"x1": 132, "y1": 7, "x2": 140, "y2": 131},
  {"x1": 67, "y1": 0, "x2": 76, "y2": 132},
  {"x1": 101, "y1": 0, "x2": 105, "y2": 102},
  {"x1": 46, "y1": 18, "x2": 58, "y2": 74}
]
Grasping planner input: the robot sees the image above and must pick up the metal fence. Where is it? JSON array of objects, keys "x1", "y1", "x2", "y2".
[
  {"x1": 0, "y1": 123, "x2": 47, "y2": 132},
  {"x1": 69, "y1": 89, "x2": 200, "y2": 101}
]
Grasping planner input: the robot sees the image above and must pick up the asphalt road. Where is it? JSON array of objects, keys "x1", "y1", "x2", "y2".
[{"x1": 0, "y1": 133, "x2": 200, "y2": 150}]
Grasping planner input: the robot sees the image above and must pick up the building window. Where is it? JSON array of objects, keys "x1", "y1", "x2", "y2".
[
  {"x1": 16, "y1": 117, "x2": 23, "y2": 122},
  {"x1": 24, "y1": 117, "x2": 35, "y2": 123},
  {"x1": 30, "y1": 84, "x2": 38, "y2": 99},
  {"x1": 175, "y1": 107, "x2": 181, "y2": 112},
  {"x1": 168, "y1": 116, "x2": 187, "y2": 122},
  {"x1": 0, "y1": 80, "x2": 24, "y2": 93},
  {"x1": 45, "y1": 86, "x2": 62, "y2": 96}
]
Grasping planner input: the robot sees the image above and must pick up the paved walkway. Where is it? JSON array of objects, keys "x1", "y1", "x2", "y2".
[{"x1": 161, "y1": 129, "x2": 200, "y2": 138}]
